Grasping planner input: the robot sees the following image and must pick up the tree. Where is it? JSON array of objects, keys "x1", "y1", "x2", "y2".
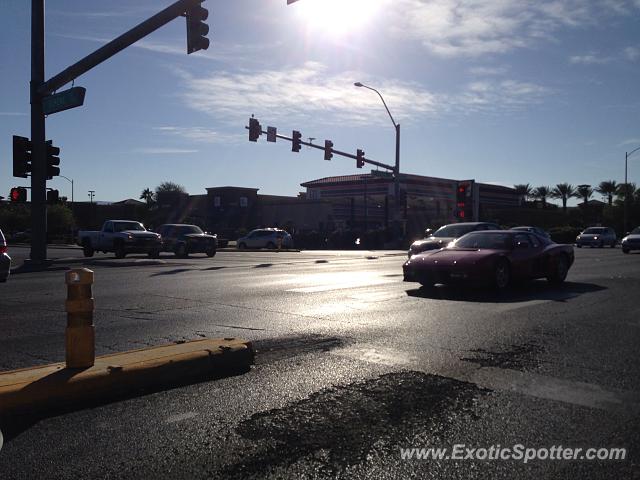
[
  {"x1": 513, "y1": 183, "x2": 532, "y2": 206},
  {"x1": 533, "y1": 186, "x2": 551, "y2": 207},
  {"x1": 156, "y1": 181, "x2": 186, "y2": 195},
  {"x1": 574, "y1": 184, "x2": 593, "y2": 206},
  {"x1": 140, "y1": 187, "x2": 155, "y2": 206},
  {"x1": 550, "y1": 183, "x2": 575, "y2": 214},
  {"x1": 595, "y1": 180, "x2": 618, "y2": 206},
  {"x1": 616, "y1": 182, "x2": 637, "y2": 204}
]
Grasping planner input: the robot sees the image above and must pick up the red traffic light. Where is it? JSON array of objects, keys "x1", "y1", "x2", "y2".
[{"x1": 10, "y1": 187, "x2": 27, "y2": 202}]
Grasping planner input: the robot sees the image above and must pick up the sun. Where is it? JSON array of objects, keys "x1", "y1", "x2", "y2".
[{"x1": 294, "y1": 0, "x2": 386, "y2": 38}]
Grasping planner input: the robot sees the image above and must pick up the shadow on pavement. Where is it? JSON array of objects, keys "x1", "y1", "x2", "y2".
[
  {"x1": 0, "y1": 365, "x2": 250, "y2": 444},
  {"x1": 405, "y1": 281, "x2": 606, "y2": 303}
]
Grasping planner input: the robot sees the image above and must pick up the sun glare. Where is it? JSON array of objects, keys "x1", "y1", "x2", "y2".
[{"x1": 295, "y1": 0, "x2": 386, "y2": 37}]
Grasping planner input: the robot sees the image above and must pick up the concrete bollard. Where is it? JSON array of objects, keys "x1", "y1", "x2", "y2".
[{"x1": 65, "y1": 268, "x2": 95, "y2": 368}]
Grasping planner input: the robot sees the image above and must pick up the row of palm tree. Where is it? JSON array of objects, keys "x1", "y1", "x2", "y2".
[{"x1": 513, "y1": 181, "x2": 638, "y2": 213}]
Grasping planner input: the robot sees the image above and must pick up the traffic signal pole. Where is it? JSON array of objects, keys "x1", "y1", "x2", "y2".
[
  {"x1": 30, "y1": 0, "x2": 47, "y2": 263},
  {"x1": 28, "y1": 0, "x2": 208, "y2": 262}
]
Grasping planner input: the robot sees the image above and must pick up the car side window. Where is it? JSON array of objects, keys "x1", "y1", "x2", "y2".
[
  {"x1": 527, "y1": 234, "x2": 540, "y2": 248},
  {"x1": 514, "y1": 233, "x2": 531, "y2": 247},
  {"x1": 104, "y1": 222, "x2": 113, "y2": 233}
]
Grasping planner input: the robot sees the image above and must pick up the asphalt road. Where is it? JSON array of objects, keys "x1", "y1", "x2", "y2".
[{"x1": 1, "y1": 247, "x2": 639, "y2": 479}]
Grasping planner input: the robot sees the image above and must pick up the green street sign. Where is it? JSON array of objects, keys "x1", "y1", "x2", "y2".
[
  {"x1": 371, "y1": 170, "x2": 393, "y2": 178},
  {"x1": 42, "y1": 87, "x2": 86, "y2": 115}
]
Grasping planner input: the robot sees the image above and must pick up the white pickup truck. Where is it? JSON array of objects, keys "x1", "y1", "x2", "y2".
[{"x1": 77, "y1": 220, "x2": 162, "y2": 259}]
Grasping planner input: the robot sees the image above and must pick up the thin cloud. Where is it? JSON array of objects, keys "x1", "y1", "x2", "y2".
[
  {"x1": 0, "y1": 111, "x2": 27, "y2": 116},
  {"x1": 154, "y1": 126, "x2": 241, "y2": 144},
  {"x1": 569, "y1": 53, "x2": 610, "y2": 65},
  {"x1": 618, "y1": 138, "x2": 640, "y2": 147},
  {"x1": 180, "y1": 62, "x2": 551, "y2": 126},
  {"x1": 389, "y1": 0, "x2": 639, "y2": 57},
  {"x1": 624, "y1": 46, "x2": 640, "y2": 61}
]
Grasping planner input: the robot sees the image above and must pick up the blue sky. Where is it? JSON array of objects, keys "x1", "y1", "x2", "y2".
[{"x1": 1, "y1": 0, "x2": 639, "y2": 204}]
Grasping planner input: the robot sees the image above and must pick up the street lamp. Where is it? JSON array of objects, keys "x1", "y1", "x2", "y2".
[
  {"x1": 354, "y1": 82, "x2": 401, "y2": 233},
  {"x1": 624, "y1": 145, "x2": 640, "y2": 234},
  {"x1": 88, "y1": 190, "x2": 95, "y2": 203},
  {"x1": 59, "y1": 175, "x2": 74, "y2": 205}
]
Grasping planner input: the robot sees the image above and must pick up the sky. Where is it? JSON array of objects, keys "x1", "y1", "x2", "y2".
[{"x1": 1, "y1": 0, "x2": 639, "y2": 204}]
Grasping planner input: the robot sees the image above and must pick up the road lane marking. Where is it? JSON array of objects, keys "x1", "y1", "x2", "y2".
[{"x1": 334, "y1": 345, "x2": 640, "y2": 413}]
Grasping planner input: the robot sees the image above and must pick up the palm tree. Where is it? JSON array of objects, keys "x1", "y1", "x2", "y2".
[
  {"x1": 574, "y1": 184, "x2": 593, "y2": 206},
  {"x1": 550, "y1": 183, "x2": 575, "y2": 214},
  {"x1": 513, "y1": 183, "x2": 532, "y2": 206},
  {"x1": 139, "y1": 187, "x2": 155, "y2": 205},
  {"x1": 533, "y1": 186, "x2": 551, "y2": 207},
  {"x1": 616, "y1": 182, "x2": 637, "y2": 204},
  {"x1": 595, "y1": 180, "x2": 618, "y2": 206}
]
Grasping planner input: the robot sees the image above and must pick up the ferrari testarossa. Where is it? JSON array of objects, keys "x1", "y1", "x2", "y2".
[{"x1": 403, "y1": 230, "x2": 574, "y2": 290}]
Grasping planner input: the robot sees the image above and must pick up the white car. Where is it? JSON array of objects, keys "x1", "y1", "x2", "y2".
[
  {"x1": 575, "y1": 227, "x2": 617, "y2": 248},
  {"x1": 0, "y1": 228, "x2": 11, "y2": 282},
  {"x1": 237, "y1": 228, "x2": 293, "y2": 249},
  {"x1": 621, "y1": 227, "x2": 640, "y2": 254}
]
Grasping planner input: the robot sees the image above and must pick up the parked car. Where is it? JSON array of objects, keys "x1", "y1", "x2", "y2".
[
  {"x1": 408, "y1": 222, "x2": 501, "y2": 258},
  {"x1": 510, "y1": 226, "x2": 551, "y2": 239},
  {"x1": 237, "y1": 228, "x2": 293, "y2": 249},
  {"x1": 155, "y1": 224, "x2": 217, "y2": 257},
  {"x1": 575, "y1": 227, "x2": 617, "y2": 248},
  {"x1": 403, "y1": 230, "x2": 574, "y2": 290},
  {"x1": 621, "y1": 227, "x2": 640, "y2": 254},
  {"x1": 0, "y1": 228, "x2": 11, "y2": 282},
  {"x1": 77, "y1": 220, "x2": 162, "y2": 258}
]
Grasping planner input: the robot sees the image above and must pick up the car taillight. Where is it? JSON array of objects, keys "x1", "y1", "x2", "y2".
[{"x1": 0, "y1": 245, "x2": 7, "y2": 254}]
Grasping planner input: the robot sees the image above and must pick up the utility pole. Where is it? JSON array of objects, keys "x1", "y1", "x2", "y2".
[
  {"x1": 30, "y1": 0, "x2": 46, "y2": 263},
  {"x1": 88, "y1": 190, "x2": 95, "y2": 203}
]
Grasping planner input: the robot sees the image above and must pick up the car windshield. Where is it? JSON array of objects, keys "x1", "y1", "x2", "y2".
[
  {"x1": 113, "y1": 222, "x2": 145, "y2": 232},
  {"x1": 583, "y1": 228, "x2": 605, "y2": 234},
  {"x1": 179, "y1": 226, "x2": 204, "y2": 235},
  {"x1": 453, "y1": 232, "x2": 512, "y2": 250},
  {"x1": 631, "y1": 227, "x2": 640, "y2": 235},
  {"x1": 432, "y1": 224, "x2": 477, "y2": 238}
]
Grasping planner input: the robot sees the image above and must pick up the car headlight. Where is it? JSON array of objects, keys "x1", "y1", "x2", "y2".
[
  {"x1": 127, "y1": 234, "x2": 133, "y2": 240},
  {"x1": 593, "y1": 236, "x2": 599, "y2": 240}
]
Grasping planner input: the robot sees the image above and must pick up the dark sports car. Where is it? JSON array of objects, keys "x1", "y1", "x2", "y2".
[
  {"x1": 403, "y1": 230, "x2": 574, "y2": 290},
  {"x1": 156, "y1": 224, "x2": 217, "y2": 258}
]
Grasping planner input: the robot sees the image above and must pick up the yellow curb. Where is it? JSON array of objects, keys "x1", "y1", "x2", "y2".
[{"x1": 0, "y1": 338, "x2": 254, "y2": 416}]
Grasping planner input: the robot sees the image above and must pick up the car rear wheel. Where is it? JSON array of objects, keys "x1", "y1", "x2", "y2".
[
  {"x1": 238, "y1": 242, "x2": 247, "y2": 250},
  {"x1": 206, "y1": 247, "x2": 216, "y2": 257},
  {"x1": 547, "y1": 255, "x2": 569, "y2": 285},
  {"x1": 610, "y1": 241, "x2": 616, "y2": 248},
  {"x1": 148, "y1": 249, "x2": 160, "y2": 259},
  {"x1": 82, "y1": 241, "x2": 94, "y2": 258},
  {"x1": 494, "y1": 259, "x2": 510, "y2": 290}
]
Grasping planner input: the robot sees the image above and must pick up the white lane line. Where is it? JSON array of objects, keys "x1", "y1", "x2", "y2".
[{"x1": 334, "y1": 345, "x2": 640, "y2": 413}]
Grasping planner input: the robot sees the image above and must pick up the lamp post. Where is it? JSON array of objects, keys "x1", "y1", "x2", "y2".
[
  {"x1": 354, "y1": 82, "x2": 401, "y2": 235},
  {"x1": 624, "y1": 145, "x2": 640, "y2": 234},
  {"x1": 59, "y1": 175, "x2": 74, "y2": 205},
  {"x1": 88, "y1": 190, "x2": 95, "y2": 203}
]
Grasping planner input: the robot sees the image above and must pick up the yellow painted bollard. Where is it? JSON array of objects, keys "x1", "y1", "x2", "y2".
[{"x1": 65, "y1": 268, "x2": 95, "y2": 368}]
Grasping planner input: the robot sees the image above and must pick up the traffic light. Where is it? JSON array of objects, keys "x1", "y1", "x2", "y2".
[
  {"x1": 356, "y1": 149, "x2": 365, "y2": 168},
  {"x1": 10, "y1": 187, "x2": 27, "y2": 202},
  {"x1": 186, "y1": 1, "x2": 210, "y2": 54},
  {"x1": 47, "y1": 189, "x2": 59, "y2": 204},
  {"x1": 13, "y1": 135, "x2": 31, "y2": 178},
  {"x1": 324, "y1": 140, "x2": 333, "y2": 161},
  {"x1": 249, "y1": 117, "x2": 262, "y2": 142},
  {"x1": 456, "y1": 182, "x2": 471, "y2": 219},
  {"x1": 292, "y1": 130, "x2": 302, "y2": 152},
  {"x1": 46, "y1": 141, "x2": 60, "y2": 179}
]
